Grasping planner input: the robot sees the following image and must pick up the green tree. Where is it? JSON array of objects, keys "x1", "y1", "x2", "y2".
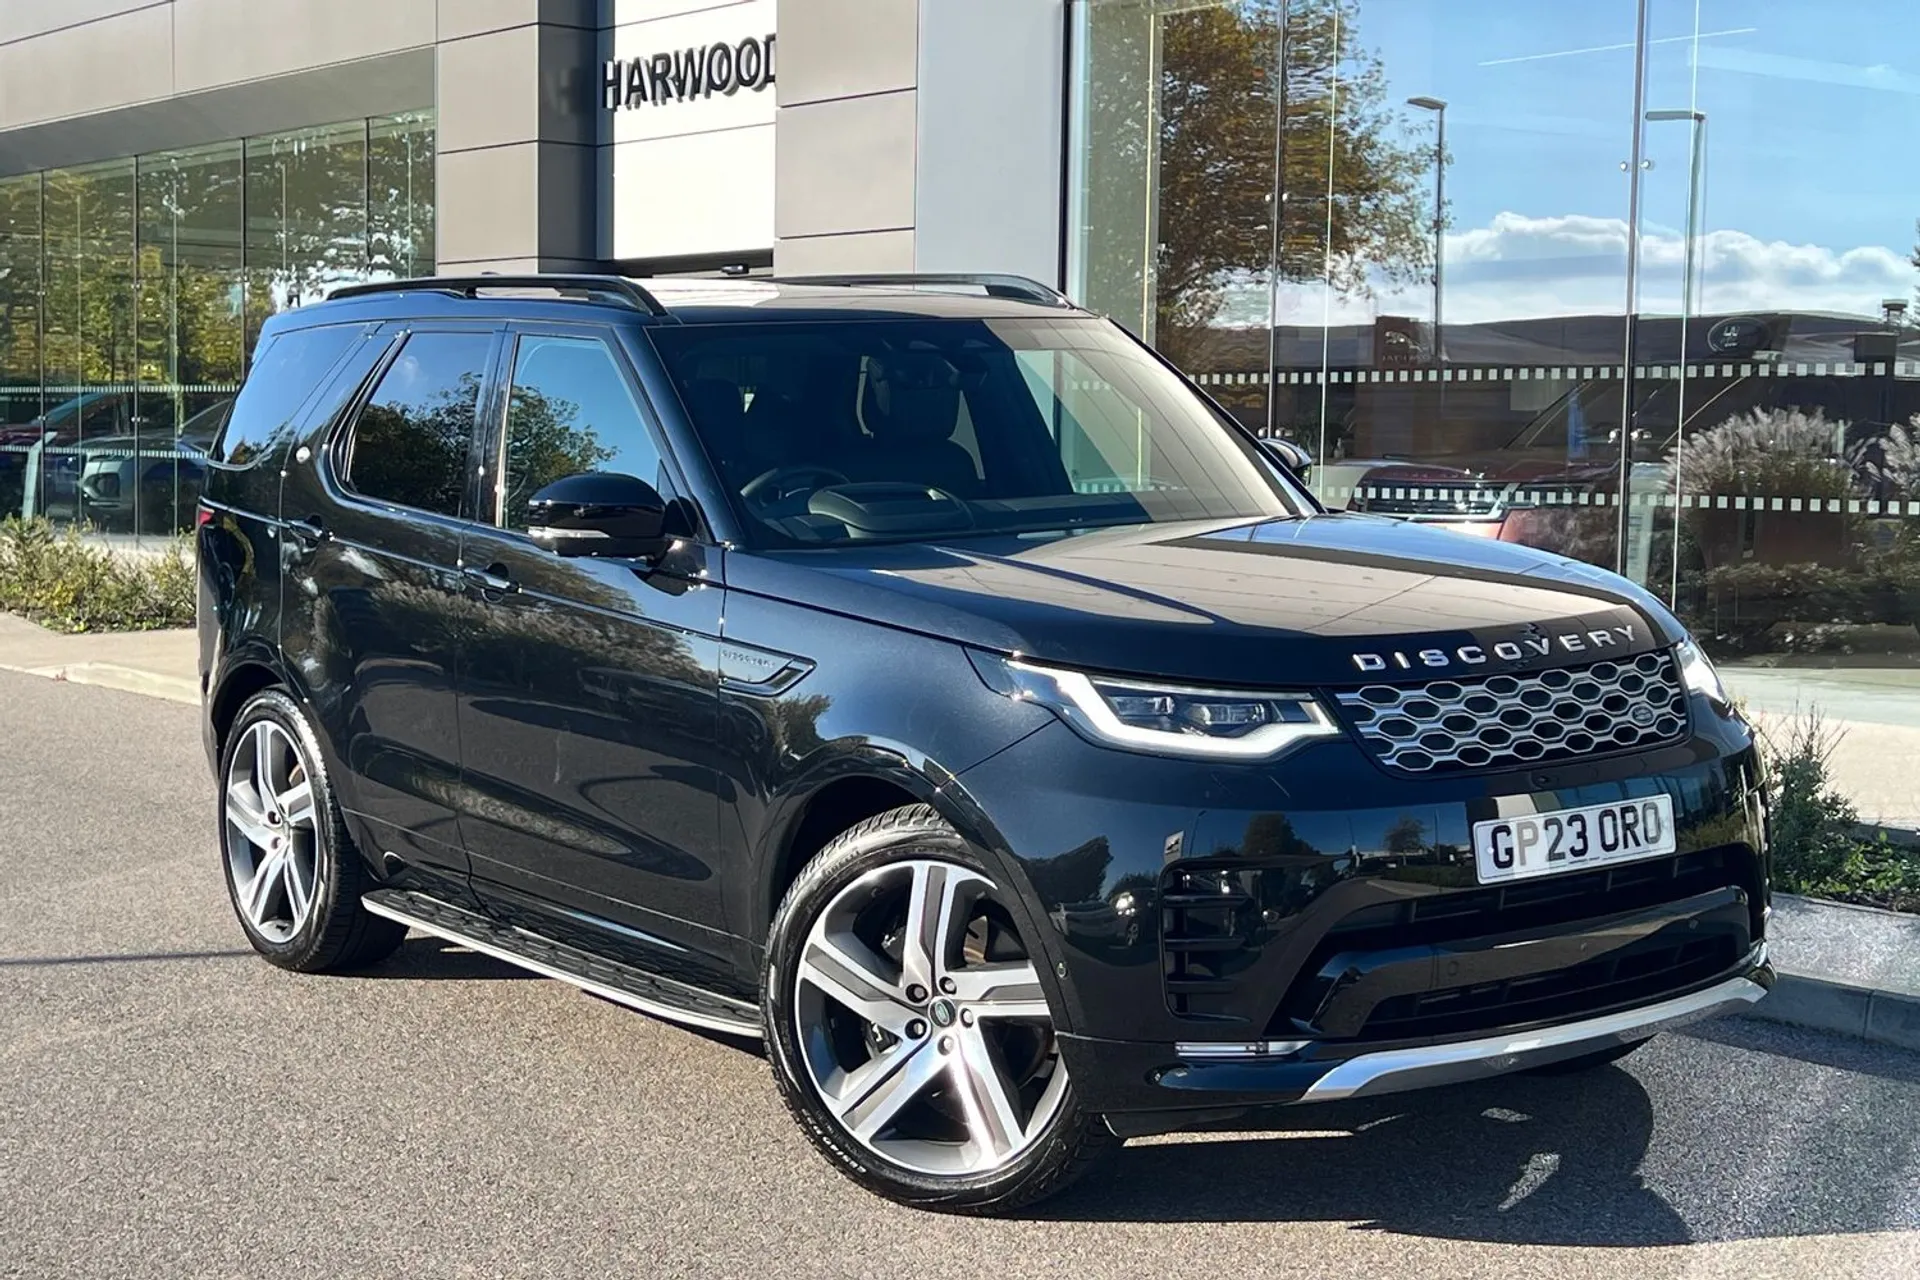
[
  {"x1": 502, "y1": 385, "x2": 622, "y2": 527},
  {"x1": 1081, "y1": 0, "x2": 1428, "y2": 373}
]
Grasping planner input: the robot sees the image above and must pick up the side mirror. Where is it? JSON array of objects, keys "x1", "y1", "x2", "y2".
[
  {"x1": 526, "y1": 472, "x2": 670, "y2": 560},
  {"x1": 1259, "y1": 437, "x2": 1314, "y2": 479}
]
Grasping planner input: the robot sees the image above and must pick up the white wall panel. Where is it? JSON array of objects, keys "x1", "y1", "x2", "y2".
[
  {"x1": 913, "y1": 0, "x2": 1065, "y2": 284},
  {"x1": 605, "y1": 126, "x2": 775, "y2": 259}
]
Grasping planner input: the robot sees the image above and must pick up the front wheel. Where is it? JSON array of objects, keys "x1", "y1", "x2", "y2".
[{"x1": 763, "y1": 805, "x2": 1111, "y2": 1214}]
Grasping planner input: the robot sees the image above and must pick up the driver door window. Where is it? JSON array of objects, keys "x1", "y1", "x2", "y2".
[{"x1": 497, "y1": 333, "x2": 667, "y2": 529}]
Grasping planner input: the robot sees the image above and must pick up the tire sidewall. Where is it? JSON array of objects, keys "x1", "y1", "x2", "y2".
[
  {"x1": 762, "y1": 808, "x2": 1094, "y2": 1211},
  {"x1": 218, "y1": 689, "x2": 351, "y2": 969}
]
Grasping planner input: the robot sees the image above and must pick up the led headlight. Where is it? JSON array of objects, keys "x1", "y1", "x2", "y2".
[
  {"x1": 1674, "y1": 636, "x2": 1732, "y2": 711},
  {"x1": 971, "y1": 652, "x2": 1341, "y2": 761}
]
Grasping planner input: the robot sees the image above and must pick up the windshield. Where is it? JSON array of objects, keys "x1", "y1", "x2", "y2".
[{"x1": 647, "y1": 316, "x2": 1306, "y2": 548}]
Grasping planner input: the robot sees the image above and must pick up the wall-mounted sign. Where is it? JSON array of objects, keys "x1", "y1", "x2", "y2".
[{"x1": 603, "y1": 34, "x2": 775, "y2": 111}]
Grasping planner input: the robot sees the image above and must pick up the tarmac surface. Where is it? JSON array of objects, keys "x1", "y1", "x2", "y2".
[{"x1": 3, "y1": 671, "x2": 1918, "y2": 1279}]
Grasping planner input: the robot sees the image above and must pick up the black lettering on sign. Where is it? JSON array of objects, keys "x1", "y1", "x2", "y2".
[
  {"x1": 1567, "y1": 812, "x2": 1589, "y2": 858},
  {"x1": 736, "y1": 35, "x2": 765, "y2": 88},
  {"x1": 1598, "y1": 808, "x2": 1620, "y2": 852},
  {"x1": 626, "y1": 59, "x2": 647, "y2": 107},
  {"x1": 602, "y1": 59, "x2": 624, "y2": 110},
  {"x1": 1544, "y1": 816, "x2": 1566, "y2": 862},
  {"x1": 671, "y1": 47, "x2": 703, "y2": 98},
  {"x1": 1641, "y1": 800, "x2": 1663, "y2": 845},
  {"x1": 1516, "y1": 820, "x2": 1540, "y2": 868},
  {"x1": 1619, "y1": 803, "x2": 1641, "y2": 848},
  {"x1": 709, "y1": 41, "x2": 736, "y2": 94},
  {"x1": 1489, "y1": 822, "x2": 1514, "y2": 870}
]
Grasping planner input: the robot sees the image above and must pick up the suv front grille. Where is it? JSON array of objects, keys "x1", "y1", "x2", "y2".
[
  {"x1": 1333, "y1": 650, "x2": 1688, "y2": 776},
  {"x1": 1350, "y1": 482, "x2": 1503, "y2": 519}
]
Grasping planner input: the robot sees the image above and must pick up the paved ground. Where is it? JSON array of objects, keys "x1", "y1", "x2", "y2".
[{"x1": 3, "y1": 672, "x2": 1919, "y2": 1280}]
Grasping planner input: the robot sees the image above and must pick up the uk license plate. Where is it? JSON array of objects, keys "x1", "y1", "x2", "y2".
[{"x1": 1472, "y1": 795, "x2": 1677, "y2": 884}]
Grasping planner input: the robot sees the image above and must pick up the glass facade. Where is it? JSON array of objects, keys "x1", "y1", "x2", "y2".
[
  {"x1": 1070, "y1": 1, "x2": 1920, "y2": 665},
  {"x1": 0, "y1": 111, "x2": 434, "y2": 538}
]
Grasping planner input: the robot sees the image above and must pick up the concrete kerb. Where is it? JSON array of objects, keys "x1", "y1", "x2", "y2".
[
  {"x1": 0, "y1": 659, "x2": 199, "y2": 706},
  {"x1": 1746, "y1": 972, "x2": 1920, "y2": 1054}
]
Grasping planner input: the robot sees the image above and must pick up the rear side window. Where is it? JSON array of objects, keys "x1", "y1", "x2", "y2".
[
  {"x1": 341, "y1": 331, "x2": 493, "y2": 518},
  {"x1": 214, "y1": 324, "x2": 364, "y2": 466}
]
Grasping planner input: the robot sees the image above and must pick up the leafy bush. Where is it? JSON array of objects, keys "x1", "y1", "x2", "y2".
[
  {"x1": 1761, "y1": 709, "x2": 1920, "y2": 914},
  {"x1": 1670, "y1": 406, "x2": 1856, "y2": 500},
  {"x1": 0, "y1": 517, "x2": 195, "y2": 632}
]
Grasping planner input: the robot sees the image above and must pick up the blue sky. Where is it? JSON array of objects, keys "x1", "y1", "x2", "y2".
[{"x1": 1277, "y1": 0, "x2": 1920, "y2": 324}]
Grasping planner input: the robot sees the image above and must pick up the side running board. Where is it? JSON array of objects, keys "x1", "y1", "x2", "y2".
[{"x1": 361, "y1": 888, "x2": 761, "y2": 1039}]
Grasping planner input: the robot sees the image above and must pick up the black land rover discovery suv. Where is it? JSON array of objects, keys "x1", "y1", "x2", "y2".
[{"x1": 197, "y1": 273, "x2": 1771, "y2": 1214}]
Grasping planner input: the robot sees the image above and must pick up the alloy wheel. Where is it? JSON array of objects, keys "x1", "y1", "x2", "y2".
[
  {"x1": 223, "y1": 720, "x2": 320, "y2": 944},
  {"x1": 792, "y1": 859, "x2": 1068, "y2": 1177}
]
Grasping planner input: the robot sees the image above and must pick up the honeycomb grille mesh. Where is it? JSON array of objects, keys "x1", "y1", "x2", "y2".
[{"x1": 1334, "y1": 650, "x2": 1689, "y2": 776}]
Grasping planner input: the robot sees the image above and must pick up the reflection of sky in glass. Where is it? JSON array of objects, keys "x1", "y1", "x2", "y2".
[{"x1": 1257, "y1": 0, "x2": 1920, "y2": 326}]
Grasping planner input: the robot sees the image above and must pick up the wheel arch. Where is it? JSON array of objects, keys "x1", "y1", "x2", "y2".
[
  {"x1": 752, "y1": 749, "x2": 1076, "y2": 1031},
  {"x1": 207, "y1": 655, "x2": 290, "y2": 765}
]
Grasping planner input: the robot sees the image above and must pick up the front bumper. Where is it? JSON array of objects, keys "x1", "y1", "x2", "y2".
[
  {"x1": 948, "y1": 690, "x2": 1769, "y2": 1119},
  {"x1": 1065, "y1": 949, "x2": 1770, "y2": 1127}
]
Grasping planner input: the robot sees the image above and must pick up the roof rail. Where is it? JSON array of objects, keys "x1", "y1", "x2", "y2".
[
  {"x1": 773, "y1": 273, "x2": 1073, "y2": 308},
  {"x1": 327, "y1": 274, "x2": 670, "y2": 317}
]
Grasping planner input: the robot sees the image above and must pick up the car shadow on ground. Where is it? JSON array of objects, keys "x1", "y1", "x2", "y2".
[
  {"x1": 1034, "y1": 1052, "x2": 1906, "y2": 1246},
  {"x1": 354, "y1": 935, "x2": 538, "y2": 982}
]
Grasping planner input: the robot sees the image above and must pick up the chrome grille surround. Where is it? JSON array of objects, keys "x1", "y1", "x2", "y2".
[{"x1": 1334, "y1": 650, "x2": 1689, "y2": 776}]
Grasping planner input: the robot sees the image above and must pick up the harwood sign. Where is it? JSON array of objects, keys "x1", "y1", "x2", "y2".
[{"x1": 602, "y1": 33, "x2": 776, "y2": 111}]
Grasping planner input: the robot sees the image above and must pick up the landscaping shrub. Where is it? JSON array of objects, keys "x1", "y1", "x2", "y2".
[
  {"x1": 1760, "y1": 708, "x2": 1920, "y2": 914},
  {"x1": 0, "y1": 517, "x2": 195, "y2": 632}
]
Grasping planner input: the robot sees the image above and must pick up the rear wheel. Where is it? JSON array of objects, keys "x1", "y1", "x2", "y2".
[
  {"x1": 763, "y1": 805, "x2": 1111, "y2": 1214},
  {"x1": 219, "y1": 689, "x2": 406, "y2": 972}
]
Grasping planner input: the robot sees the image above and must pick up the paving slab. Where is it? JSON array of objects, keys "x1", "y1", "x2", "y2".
[
  {"x1": 0, "y1": 613, "x2": 198, "y2": 705},
  {"x1": 1766, "y1": 894, "x2": 1920, "y2": 995}
]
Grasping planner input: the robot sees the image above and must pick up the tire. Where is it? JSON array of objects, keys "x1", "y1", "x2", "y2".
[
  {"x1": 1524, "y1": 1038, "x2": 1649, "y2": 1076},
  {"x1": 763, "y1": 804, "x2": 1112, "y2": 1214},
  {"x1": 218, "y1": 689, "x2": 406, "y2": 973}
]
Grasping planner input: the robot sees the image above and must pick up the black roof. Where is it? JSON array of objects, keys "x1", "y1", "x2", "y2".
[{"x1": 274, "y1": 272, "x2": 1086, "y2": 335}]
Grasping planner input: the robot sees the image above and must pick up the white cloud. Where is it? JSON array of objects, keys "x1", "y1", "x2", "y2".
[{"x1": 1219, "y1": 211, "x2": 1916, "y2": 327}]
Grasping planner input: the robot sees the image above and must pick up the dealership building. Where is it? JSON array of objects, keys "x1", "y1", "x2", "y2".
[{"x1": 3, "y1": 0, "x2": 1920, "y2": 672}]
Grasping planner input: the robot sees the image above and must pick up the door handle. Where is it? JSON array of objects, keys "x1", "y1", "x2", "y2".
[
  {"x1": 285, "y1": 516, "x2": 330, "y2": 547},
  {"x1": 462, "y1": 564, "x2": 517, "y2": 594}
]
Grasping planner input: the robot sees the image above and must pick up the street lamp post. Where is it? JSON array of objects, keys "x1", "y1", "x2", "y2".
[
  {"x1": 1646, "y1": 108, "x2": 1705, "y2": 605},
  {"x1": 1407, "y1": 96, "x2": 1447, "y2": 364}
]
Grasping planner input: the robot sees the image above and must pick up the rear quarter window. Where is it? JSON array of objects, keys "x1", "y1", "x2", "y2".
[{"x1": 213, "y1": 324, "x2": 366, "y2": 466}]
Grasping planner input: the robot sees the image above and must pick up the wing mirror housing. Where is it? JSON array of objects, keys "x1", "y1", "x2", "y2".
[
  {"x1": 526, "y1": 472, "x2": 671, "y2": 560},
  {"x1": 1259, "y1": 437, "x2": 1314, "y2": 480}
]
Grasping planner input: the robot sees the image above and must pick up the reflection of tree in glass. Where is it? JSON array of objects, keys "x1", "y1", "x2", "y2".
[
  {"x1": 352, "y1": 371, "x2": 480, "y2": 516},
  {"x1": 1086, "y1": 0, "x2": 1427, "y2": 372},
  {"x1": 1383, "y1": 815, "x2": 1427, "y2": 855},
  {"x1": 504, "y1": 385, "x2": 620, "y2": 528},
  {"x1": 1669, "y1": 407, "x2": 1856, "y2": 500}
]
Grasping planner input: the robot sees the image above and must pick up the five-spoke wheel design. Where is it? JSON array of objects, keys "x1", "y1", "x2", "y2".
[
  {"x1": 792, "y1": 858, "x2": 1068, "y2": 1177},
  {"x1": 223, "y1": 719, "x2": 320, "y2": 944}
]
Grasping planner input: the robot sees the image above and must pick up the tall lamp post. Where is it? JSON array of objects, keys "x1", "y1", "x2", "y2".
[
  {"x1": 1646, "y1": 108, "x2": 1705, "y2": 605},
  {"x1": 1407, "y1": 96, "x2": 1447, "y2": 363}
]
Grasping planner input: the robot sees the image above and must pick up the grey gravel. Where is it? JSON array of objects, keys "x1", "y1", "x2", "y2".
[{"x1": 3, "y1": 670, "x2": 1918, "y2": 1279}]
